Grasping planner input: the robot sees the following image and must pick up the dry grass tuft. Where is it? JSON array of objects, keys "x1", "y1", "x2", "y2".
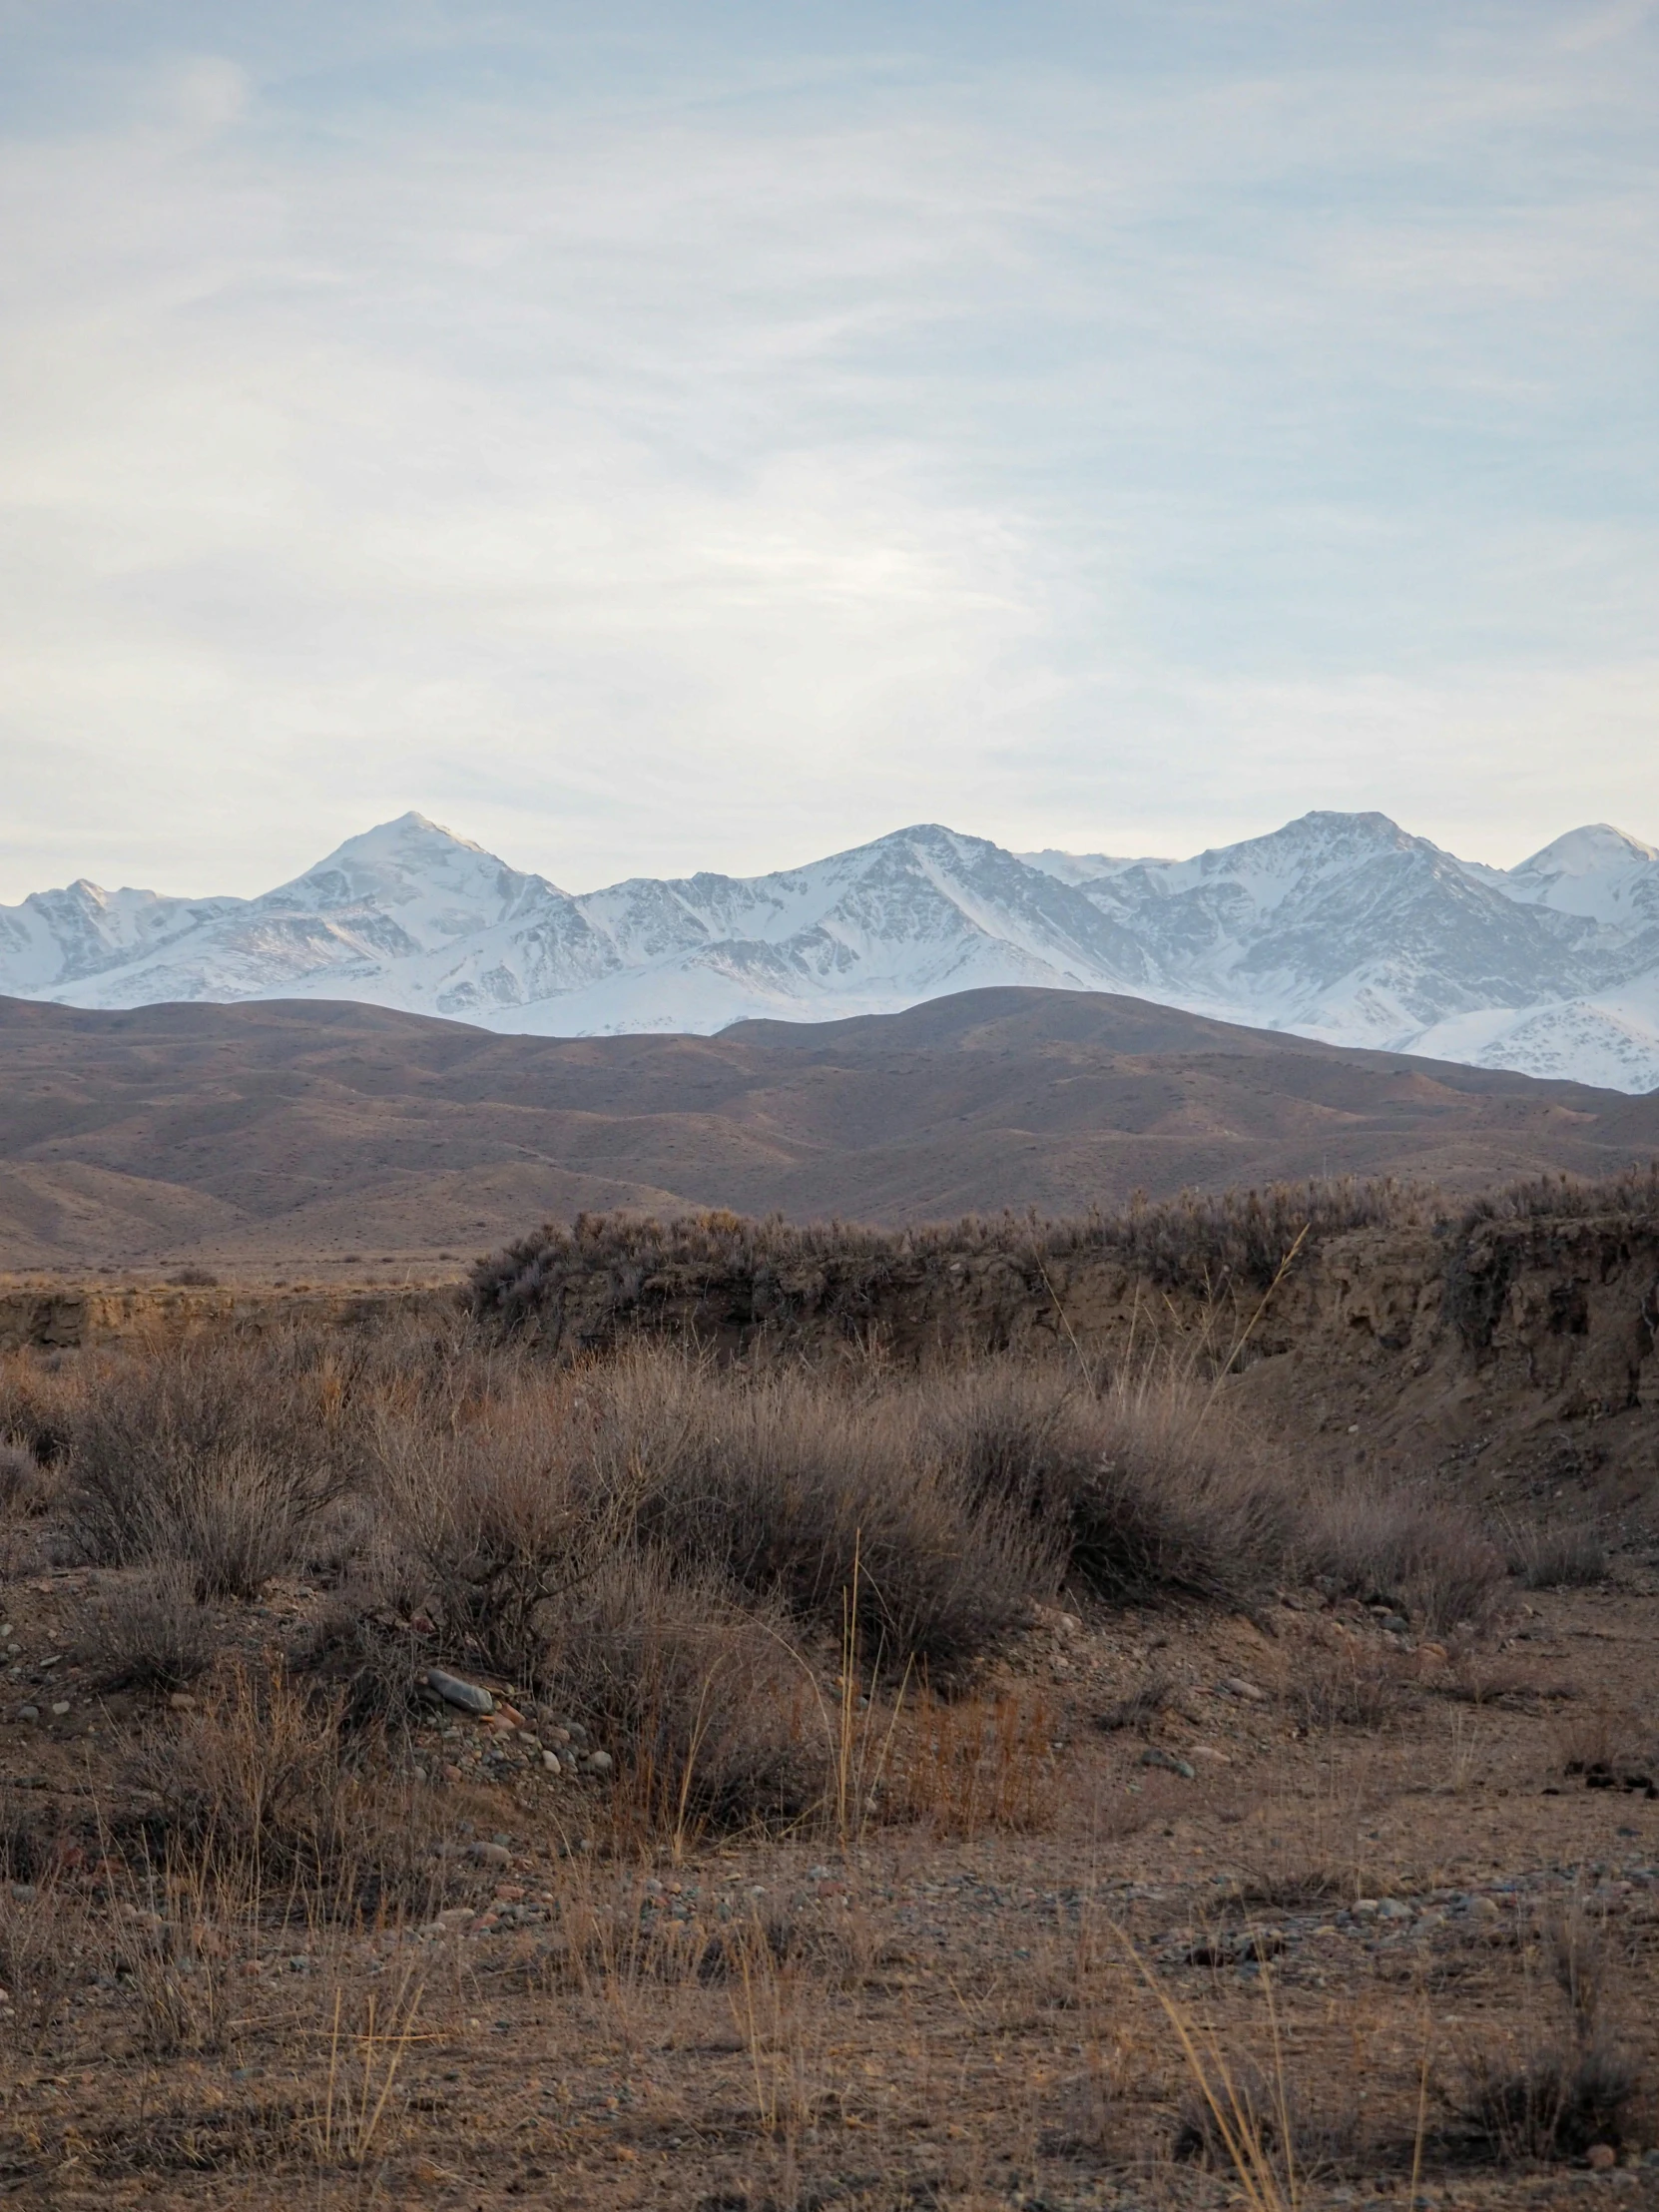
[
  {"x1": 890, "y1": 1687, "x2": 1059, "y2": 1837},
  {"x1": 85, "y1": 1563, "x2": 217, "y2": 1690},
  {"x1": 1506, "y1": 1520, "x2": 1608, "y2": 1589}
]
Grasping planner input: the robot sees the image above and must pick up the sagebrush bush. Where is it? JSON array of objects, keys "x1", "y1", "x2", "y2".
[
  {"x1": 466, "y1": 1178, "x2": 1418, "y2": 1337},
  {"x1": 594, "y1": 1350, "x2": 1051, "y2": 1669},
  {"x1": 916, "y1": 1360, "x2": 1294, "y2": 1605},
  {"x1": 1302, "y1": 1487, "x2": 1506, "y2": 1634},
  {"x1": 62, "y1": 1336, "x2": 358, "y2": 1596},
  {"x1": 85, "y1": 1564, "x2": 216, "y2": 1690},
  {"x1": 542, "y1": 1554, "x2": 823, "y2": 1836}
]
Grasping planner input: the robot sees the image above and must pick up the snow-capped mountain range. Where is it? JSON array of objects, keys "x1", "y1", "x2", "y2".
[{"x1": 4, "y1": 810, "x2": 1659, "y2": 1092}]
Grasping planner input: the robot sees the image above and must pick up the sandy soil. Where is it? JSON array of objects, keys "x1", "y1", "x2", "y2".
[{"x1": 4, "y1": 1561, "x2": 1659, "y2": 2210}]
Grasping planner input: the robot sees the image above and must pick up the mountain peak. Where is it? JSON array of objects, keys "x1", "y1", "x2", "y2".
[{"x1": 1514, "y1": 824, "x2": 1659, "y2": 878}]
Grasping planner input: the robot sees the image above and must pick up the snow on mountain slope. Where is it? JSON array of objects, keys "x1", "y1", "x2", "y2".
[
  {"x1": 6, "y1": 808, "x2": 1659, "y2": 1090},
  {"x1": 0, "y1": 879, "x2": 244, "y2": 994},
  {"x1": 1048, "y1": 812, "x2": 1605, "y2": 1044},
  {"x1": 1492, "y1": 824, "x2": 1659, "y2": 933}
]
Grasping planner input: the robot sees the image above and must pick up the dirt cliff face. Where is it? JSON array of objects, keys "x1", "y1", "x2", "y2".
[{"x1": 0, "y1": 1282, "x2": 451, "y2": 1355}]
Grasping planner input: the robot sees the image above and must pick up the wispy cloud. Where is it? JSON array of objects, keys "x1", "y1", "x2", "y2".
[{"x1": 0, "y1": 3, "x2": 1656, "y2": 897}]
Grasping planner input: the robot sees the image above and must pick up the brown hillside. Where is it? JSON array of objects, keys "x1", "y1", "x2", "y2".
[{"x1": 1, "y1": 984, "x2": 1656, "y2": 1273}]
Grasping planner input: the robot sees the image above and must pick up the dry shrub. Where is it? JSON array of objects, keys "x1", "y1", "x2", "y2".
[
  {"x1": 1506, "y1": 1520, "x2": 1607, "y2": 1590},
  {"x1": 920, "y1": 1359, "x2": 1294, "y2": 1606},
  {"x1": 368, "y1": 1383, "x2": 587, "y2": 1681},
  {"x1": 1289, "y1": 1643, "x2": 1414, "y2": 1733},
  {"x1": 63, "y1": 1335, "x2": 357, "y2": 1596},
  {"x1": 890, "y1": 1687, "x2": 1058, "y2": 1837},
  {"x1": 544, "y1": 1555, "x2": 824, "y2": 1839},
  {"x1": 1446, "y1": 1898, "x2": 1641, "y2": 2164},
  {"x1": 0, "y1": 1865, "x2": 96, "y2": 2050},
  {"x1": 0, "y1": 1436, "x2": 55, "y2": 1516},
  {"x1": 85, "y1": 1564, "x2": 216, "y2": 1690},
  {"x1": 599, "y1": 1350, "x2": 1050, "y2": 1670},
  {"x1": 1555, "y1": 1705, "x2": 1656, "y2": 1791},
  {"x1": 1302, "y1": 1487, "x2": 1506, "y2": 1634},
  {"x1": 144, "y1": 1657, "x2": 448, "y2": 1913},
  {"x1": 1453, "y1": 2043, "x2": 1639, "y2": 2163},
  {"x1": 468, "y1": 1177, "x2": 1413, "y2": 1337},
  {"x1": 0, "y1": 1350, "x2": 80, "y2": 1467},
  {"x1": 1094, "y1": 1669, "x2": 1175, "y2": 1736}
]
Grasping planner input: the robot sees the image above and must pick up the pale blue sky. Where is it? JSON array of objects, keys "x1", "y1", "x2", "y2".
[{"x1": 1, "y1": 1, "x2": 1656, "y2": 898}]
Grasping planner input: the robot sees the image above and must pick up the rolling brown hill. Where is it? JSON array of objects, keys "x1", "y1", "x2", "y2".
[{"x1": 1, "y1": 985, "x2": 1656, "y2": 1274}]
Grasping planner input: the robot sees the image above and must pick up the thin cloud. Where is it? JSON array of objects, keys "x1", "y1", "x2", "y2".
[{"x1": 0, "y1": 3, "x2": 1655, "y2": 898}]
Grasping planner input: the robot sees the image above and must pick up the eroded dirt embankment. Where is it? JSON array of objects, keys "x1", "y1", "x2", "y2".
[
  {"x1": 0, "y1": 1281, "x2": 452, "y2": 1354},
  {"x1": 5, "y1": 1206, "x2": 1656, "y2": 1509},
  {"x1": 493, "y1": 1206, "x2": 1659, "y2": 1508}
]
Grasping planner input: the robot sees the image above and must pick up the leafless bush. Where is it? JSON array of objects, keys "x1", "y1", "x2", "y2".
[
  {"x1": 1506, "y1": 1520, "x2": 1607, "y2": 1590},
  {"x1": 1302, "y1": 1487, "x2": 1507, "y2": 1634},
  {"x1": 1460, "y1": 1161, "x2": 1659, "y2": 1229},
  {"x1": 1556, "y1": 1705, "x2": 1656, "y2": 1791},
  {"x1": 1445, "y1": 1895, "x2": 1640, "y2": 2164},
  {"x1": 62, "y1": 1336, "x2": 357, "y2": 1596},
  {"x1": 543, "y1": 1555, "x2": 824, "y2": 1838},
  {"x1": 1289, "y1": 1643, "x2": 1414, "y2": 1732},
  {"x1": 0, "y1": 1866, "x2": 96, "y2": 2051},
  {"x1": 596, "y1": 1349, "x2": 1050, "y2": 1670},
  {"x1": 0, "y1": 1350, "x2": 79, "y2": 1468},
  {"x1": 368, "y1": 1382, "x2": 587, "y2": 1681},
  {"x1": 0, "y1": 1436, "x2": 54, "y2": 1516},
  {"x1": 467, "y1": 1179, "x2": 1421, "y2": 1338},
  {"x1": 85, "y1": 1565, "x2": 216, "y2": 1690},
  {"x1": 1452, "y1": 2044, "x2": 1638, "y2": 2163},
  {"x1": 144, "y1": 1657, "x2": 450, "y2": 1912},
  {"x1": 919, "y1": 1359, "x2": 1296, "y2": 1606}
]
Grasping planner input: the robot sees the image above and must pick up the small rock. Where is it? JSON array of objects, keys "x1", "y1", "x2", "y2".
[
  {"x1": 168, "y1": 1693, "x2": 197, "y2": 1712},
  {"x1": 1588, "y1": 2144, "x2": 1617, "y2": 2172},
  {"x1": 584, "y1": 1750, "x2": 614, "y2": 1775},
  {"x1": 1353, "y1": 1899, "x2": 1381, "y2": 1920},
  {"x1": 50, "y1": 1701, "x2": 70, "y2": 1717},
  {"x1": 15, "y1": 1706, "x2": 40, "y2": 1724},
  {"x1": 1222, "y1": 1677, "x2": 1267, "y2": 1703},
  {"x1": 1470, "y1": 1895, "x2": 1501, "y2": 1922},
  {"x1": 425, "y1": 1669, "x2": 494, "y2": 1716},
  {"x1": 1377, "y1": 1899, "x2": 1413, "y2": 1922},
  {"x1": 468, "y1": 1841, "x2": 511, "y2": 1870},
  {"x1": 541, "y1": 1750, "x2": 563, "y2": 1774}
]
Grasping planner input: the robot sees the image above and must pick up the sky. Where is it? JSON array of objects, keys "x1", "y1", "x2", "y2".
[{"x1": 1, "y1": 0, "x2": 1656, "y2": 901}]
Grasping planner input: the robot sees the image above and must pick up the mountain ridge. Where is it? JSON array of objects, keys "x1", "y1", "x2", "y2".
[{"x1": 5, "y1": 807, "x2": 1659, "y2": 1092}]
